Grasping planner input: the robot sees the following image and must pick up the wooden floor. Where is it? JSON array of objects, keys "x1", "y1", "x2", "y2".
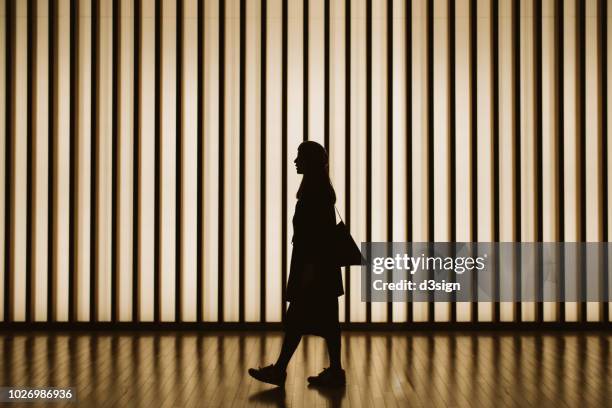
[{"x1": 0, "y1": 331, "x2": 610, "y2": 407}]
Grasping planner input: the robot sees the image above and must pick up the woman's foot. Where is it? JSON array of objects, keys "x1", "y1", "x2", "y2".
[
  {"x1": 307, "y1": 367, "x2": 346, "y2": 387},
  {"x1": 248, "y1": 364, "x2": 287, "y2": 387}
]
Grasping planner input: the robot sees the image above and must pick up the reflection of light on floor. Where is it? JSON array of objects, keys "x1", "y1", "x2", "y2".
[{"x1": 0, "y1": 331, "x2": 609, "y2": 407}]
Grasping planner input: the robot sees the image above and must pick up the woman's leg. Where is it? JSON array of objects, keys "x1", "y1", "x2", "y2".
[
  {"x1": 324, "y1": 327, "x2": 342, "y2": 369},
  {"x1": 274, "y1": 330, "x2": 302, "y2": 372}
]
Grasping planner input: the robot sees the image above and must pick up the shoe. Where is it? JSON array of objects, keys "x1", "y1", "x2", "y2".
[
  {"x1": 248, "y1": 364, "x2": 287, "y2": 387},
  {"x1": 307, "y1": 367, "x2": 346, "y2": 387}
]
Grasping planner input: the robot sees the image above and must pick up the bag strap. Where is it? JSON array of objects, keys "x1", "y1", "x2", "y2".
[{"x1": 334, "y1": 205, "x2": 344, "y2": 223}]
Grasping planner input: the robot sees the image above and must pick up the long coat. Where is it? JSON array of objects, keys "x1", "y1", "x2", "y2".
[{"x1": 285, "y1": 189, "x2": 344, "y2": 302}]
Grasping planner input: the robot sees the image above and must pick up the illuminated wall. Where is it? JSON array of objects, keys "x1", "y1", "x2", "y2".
[{"x1": 1, "y1": 0, "x2": 610, "y2": 323}]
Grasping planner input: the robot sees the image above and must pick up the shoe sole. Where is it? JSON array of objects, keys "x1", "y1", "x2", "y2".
[{"x1": 248, "y1": 369, "x2": 285, "y2": 387}]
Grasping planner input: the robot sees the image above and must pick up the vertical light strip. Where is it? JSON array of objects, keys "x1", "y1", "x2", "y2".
[
  {"x1": 349, "y1": 0, "x2": 366, "y2": 322},
  {"x1": 203, "y1": 0, "x2": 219, "y2": 322},
  {"x1": 411, "y1": 0, "x2": 428, "y2": 322},
  {"x1": 391, "y1": 0, "x2": 406, "y2": 323},
  {"x1": 139, "y1": 0, "x2": 155, "y2": 322},
  {"x1": 520, "y1": 0, "x2": 536, "y2": 322},
  {"x1": 554, "y1": 0, "x2": 565, "y2": 322},
  {"x1": 77, "y1": 0, "x2": 91, "y2": 322},
  {"x1": 585, "y1": 0, "x2": 601, "y2": 321},
  {"x1": 455, "y1": 0, "x2": 472, "y2": 322},
  {"x1": 119, "y1": 0, "x2": 134, "y2": 321},
  {"x1": 330, "y1": 0, "x2": 346, "y2": 322},
  {"x1": 161, "y1": 0, "x2": 176, "y2": 321},
  {"x1": 55, "y1": 0, "x2": 70, "y2": 321},
  {"x1": 371, "y1": 0, "x2": 387, "y2": 323},
  {"x1": 499, "y1": 0, "x2": 515, "y2": 322},
  {"x1": 265, "y1": 0, "x2": 282, "y2": 322},
  {"x1": 34, "y1": 0, "x2": 50, "y2": 322},
  {"x1": 563, "y1": 0, "x2": 579, "y2": 322},
  {"x1": 433, "y1": 0, "x2": 450, "y2": 322},
  {"x1": 10, "y1": 0, "x2": 26, "y2": 322},
  {"x1": 542, "y1": 0, "x2": 558, "y2": 322},
  {"x1": 476, "y1": 0, "x2": 493, "y2": 322},
  {"x1": 286, "y1": 0, "x2": 303, "y2": 317},
  {"x1": 598, "y1": 0, "x2": 607, "y2": 323},
  {"x1": 308, "y1": 0, "x2": 324, "y2": 145},
  {"x1": 244, "y1": 0, "x2": 261, "y2": 322},
  {"x1": 182, "y1": 0, "x2": 198, "y2": 322},
  {"x1": 0, "y1": 0, "x2": 6, "y2": 322},
  {"x1": 97, "y1": 0, "x2": 112, "y2": 321},
  {"x1": 223, "y1": 0, "x2": 240, "y2": 322}
]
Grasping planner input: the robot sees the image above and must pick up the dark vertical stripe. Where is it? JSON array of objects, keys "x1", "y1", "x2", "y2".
[
  {"x1": 238, "y1": 0, "x2": 246, "y2": 323},
  {"x1": 578, "y1": 0, "x2": 586, "y2": 322},
  {"x1": 176, "y1": 0, "x2": 184, "y2": 322},
  {"x1": 512, "y1": 0, "x2": 521, "y2": 322},
  {"x1": 449, "y1": 0, "x2": 456, "y2": 323},
  {"x1": 599, "y1": 0, "x2": 609, "y2": 322},
  {"x1": 260, "y1": 0, "x2": 267, "y2": 322},
  {"x1": 426, "y1": 0, "x2": 434, "y2": 322},
  {"x1": 197, "y1": 0, "x2": 205, "y2": 323},
  {"x1": 303, "y1": 0, "x2": 309, "y2": 142},
  {"x1": 218, "y1": 0, "x2": 226, "y2": 322},
  {"x1": 281, "y1": 0, "x2": 289, "y2": 321},
  {"x1": 90, "y1": 0, "x2": 99, "y2": 323},
  {"x1": 154, "y1": 0, "x2": 162, "y2": 322},
  {"x1": 470, "y1": 0, "x2": 478, "y2": 323},
  {"x1": 133, "y1": 0, "x2": 142, "y2": 323},
  {"x1": 69, "y1": 0, "x2": 79, "y2": 323},
  {"x1": 406, "y1": 0, "x2": 413, "y2": 323},
  {"x1": 555, "y1": 0, "x2": 565, "y2": 322},
  {"x1": 324, "y1": 0, "x2": 330, "y2": 152},
  {"x1": 111, "y1": 0, "x2": 121, "y2": 323},
  {"x1": 281, "y1": 0, "x2": 288, "y2": 322},
  {"x1": 365, "y1": 0, "x2": 372, "y2": 323},
  {"x1": 386, "y1": 0, "x2": 393, "y2": 322},
  {"x1": 534, "y1": 0, "x2": 543, "y2": 323},
  {"x1": 26, "y1": 0, "x2": 37, "y2": 322},
  {"x1": 492, "y1": 0, "x2": 500, "y2": 323},
  {"x1": 344, "y1": 0, "x2": 351, "y2": 323},
  {"x1": 4, "y1": 0, "x2": 15, "y2": 323}
]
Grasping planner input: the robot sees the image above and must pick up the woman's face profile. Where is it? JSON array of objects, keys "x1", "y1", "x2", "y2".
[{"x1": 294, "y1": 149, "x2": 305, "y2": 174}]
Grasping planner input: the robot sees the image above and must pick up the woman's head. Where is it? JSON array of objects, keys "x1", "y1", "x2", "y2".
[
  {"x1": 294, "y1": 141, "x2": 329, "y2": 175},
  {"x1": 295, "y1": 141, "x2": 335, "y2": 202}
]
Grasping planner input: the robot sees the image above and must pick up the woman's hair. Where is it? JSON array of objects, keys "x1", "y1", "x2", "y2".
[{"x1": 296, "y1": 141, "x2": 336, "y2": 203}]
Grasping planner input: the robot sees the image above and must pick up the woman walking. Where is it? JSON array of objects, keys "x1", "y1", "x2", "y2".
[{"x1": 248, "y1": 141, "x2": 346, "y2": 388}]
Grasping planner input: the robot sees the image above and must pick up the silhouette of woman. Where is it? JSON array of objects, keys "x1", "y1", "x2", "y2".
[{"x1": 249, "y1": 141, "x2": 345, "y2": 388}]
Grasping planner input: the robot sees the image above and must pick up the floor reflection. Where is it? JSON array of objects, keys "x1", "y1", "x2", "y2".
[{"x1": 0, "y1": 331, "x2": 609, "y2": 407}]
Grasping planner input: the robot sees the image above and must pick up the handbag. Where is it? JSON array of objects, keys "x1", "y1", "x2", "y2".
[{"x1": 332, "y1": 206, "x2": 365, "y2": 267}]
